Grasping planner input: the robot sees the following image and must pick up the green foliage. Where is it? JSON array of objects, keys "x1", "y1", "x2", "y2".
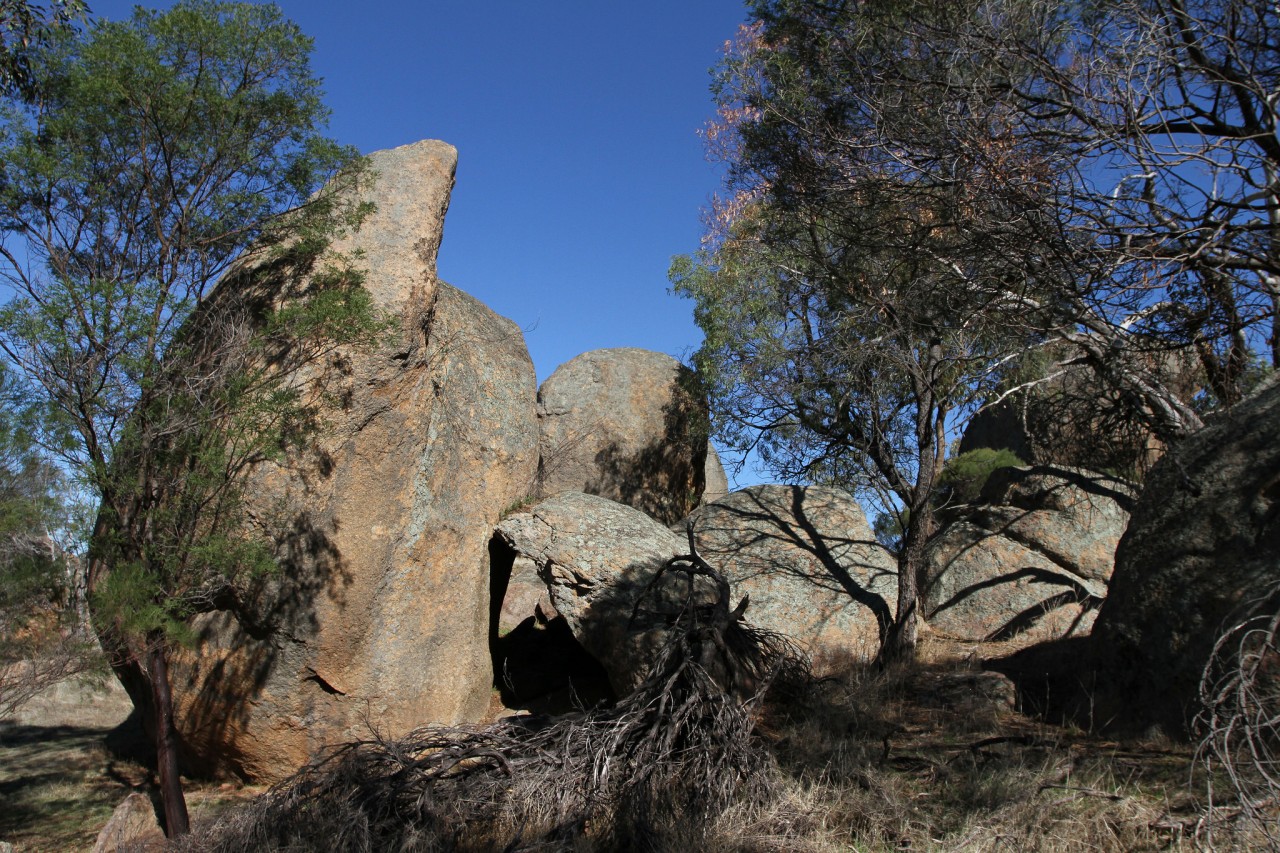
[
  {"x1": 936, "y1": 448, "x2": 1025, "y2": 506},
  {"x1": 0, "y1": 0, "x2": 87, "y2": 101},
  {"x1": 0, "y1": 0, "x2": 377, "y2": 656},
  {"x1": 0, "y1": 365, "x2": 69, "y2": 615},
  {"x1": 873, "y1": 508, "x2": 908, "y2": 554}
]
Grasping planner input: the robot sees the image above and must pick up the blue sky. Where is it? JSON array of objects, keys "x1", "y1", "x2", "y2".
[{"x1": 90, "y1": 0, "x2": 750, "y2": 388}]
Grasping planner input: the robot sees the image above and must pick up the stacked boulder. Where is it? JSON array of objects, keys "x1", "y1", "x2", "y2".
[
  {"x1": 97, "y1": 141, "x2": 740, "y2": 782},
  {"x1": 496, "y1": 485, "x2": 898, "y2": 696},
  {"x1": 536, "y1": 348, "x2": 727, "y2": 525},
  {"x1": 106, "y1": 136, "x2": 1182, "y2": 785},
  {"x1": 110, "y1": 141, "x2": 542, "y2": 781}
]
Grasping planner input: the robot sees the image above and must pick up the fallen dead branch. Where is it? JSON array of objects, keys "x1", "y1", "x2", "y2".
[
  {"x1": 180, "y1": 529, "x2": 812, "y2": 852},
  {"x1": 1197, "y1": 581, "x2": 1280, "y2": 850}
]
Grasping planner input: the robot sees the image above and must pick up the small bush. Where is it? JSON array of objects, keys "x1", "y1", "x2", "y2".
[{"x1": 937, "y1": 447, "x2": 1025, "y2": 506}]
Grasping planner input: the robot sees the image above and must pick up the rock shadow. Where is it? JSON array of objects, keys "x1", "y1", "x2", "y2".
[
  {"x1": 688, "y1": 485, "x2": 895, "y2": 646},
  {"x1": 923, "y1": 466, "x2": 1131, "y2": 644},
  {"x1": 488, "y1": 535, "x2": 615, "y2": 714}
]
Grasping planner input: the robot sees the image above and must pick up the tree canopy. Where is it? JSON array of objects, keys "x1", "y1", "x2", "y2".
[
  {"x1": 0, "y1": 0, "x2": 87, "y2": 100},
  {"x1": 674, "y1": 0, "x2": 1278, "y2": 657}
]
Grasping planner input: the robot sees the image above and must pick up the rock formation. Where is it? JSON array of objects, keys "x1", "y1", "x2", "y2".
[
  {"x1": 923, "y1": 466, "x2": 1134, "y2": 645},
  {"x1": 128, "y1": 140, "x2": 540, "y2": 781},
  {"x1": 682, "y1": 485, "x2": 897, "y2": 665},
  {"x1": 495, "y1": 491, "x2": 687, "y2": 695},
  {"x1": 536, "y1": 348, "x2": 722, "y2": 525},
  {"x1": 1091, "y1": 380, "x2": 1280, "y2": 734}
]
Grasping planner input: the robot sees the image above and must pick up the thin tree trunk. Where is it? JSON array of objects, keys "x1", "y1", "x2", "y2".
[
  {"x1": 881, "y1": 562, "x2": 920, "y2": 663},
  {"x1": 147, "y1": 636, "x2": 190, "y2": 837}
]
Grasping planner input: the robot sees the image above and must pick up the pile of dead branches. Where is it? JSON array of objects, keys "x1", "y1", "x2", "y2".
[
  {"x1": 1197, "y1": 581, "x2": 1280, "y2": 849},
  {"x1": 182, "y1": 533, "x2": 811, "y2": 852}
]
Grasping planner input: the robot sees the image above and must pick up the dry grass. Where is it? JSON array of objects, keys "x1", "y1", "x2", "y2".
[
  {"x1": 2, "y1": 629, "x2": 1267, "y2": 851},
  {"x1": 176, "y1": 639, "x2": 1215, "y2": 853},
  {"x1": 699, "y1": 647, "x2": 1209, "y2": 852}
]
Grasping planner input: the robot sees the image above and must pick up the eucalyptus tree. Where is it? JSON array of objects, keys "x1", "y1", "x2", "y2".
[
  {"x1": 676, "y1": 0, "x2": 1277, "y2": 657},
  {"x1": 0, "y1": 0, "x2": 87, "y2": 100},
  {"x1": 0, "y1": 1, "x2": 377, "y2": 834},
  {"x1": 674, "y1": 0, "x2": 1060, "y2": 658}
]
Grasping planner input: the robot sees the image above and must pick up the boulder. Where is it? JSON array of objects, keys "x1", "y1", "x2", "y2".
[
  {"x1": 536, "y1": 348, "x2": 721, "y2": 525},
  {"x1": 91, "y1": 793, "x2": 163, "y2": 853},
  {"x1": 495, "y1": 555, "x2": 557, "y2": 638},
  {"x1": 682, "y1": 485, "x2": 897, "y2": 665},
  {"x1": 702, "y1": 445, "x2": 731, "y2": 505},
  {"x1": 122, "y1": 141, "x2": 540, "y2": 781},
  {"x1": 495, "y1": 491, "x2": 686, "y2": 694},
  {"x1": 924, "y1": 466, "x2": 1134, "y2": 644},
  {"x1": 1091, "y1": 380, "x2": 1280, "y2": 734}
]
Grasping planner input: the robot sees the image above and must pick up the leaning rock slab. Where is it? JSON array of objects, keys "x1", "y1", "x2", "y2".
[
  {"x1": 1092, "y1": 381, "x2": 1280, "y2": 735},
  {"x1": 496, "y1": 491, "x2": 686, "y2": 694},
  {"x1": 682, "y1": 485, "x2": 897, "y2": 665},
  {"x1": 536, "y1": 348, "x2": 721, "y2": 525},
  {"x1": 924, "y1": 467, "x2": 1133, "y2": 644},
  {"x1": 111, "y1": 141, "x2": 540, "y2": 781}
]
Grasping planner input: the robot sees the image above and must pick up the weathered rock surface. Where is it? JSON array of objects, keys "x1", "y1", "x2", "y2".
[
  {"x1": 91, "y1": 793, "x2": 163, "y2": 853},
  {"x1": 495, "y1": 555, "x2": 557, "y2": 637},
  {"x1": 495, "y1": 492, "x2": 686, "y2": 694},
  {"x1": 703, "y1": 446, "x2": 731, "y2": 505},
  {"x1": 924, "y1": 466, "x2": 1134, "y2": 644},
  {"x1": 536, "y1": 348, "x2": 720, "y2": 525},
  {"x1": 142, "y1": 141, "x2": 540, "y2": 780},
  {"x1": 682, "y1": 485, "x2": 897, "y2": 665},
  {"x1": 1091, "y1": 381, "x2": 1280, "y2": 734}
]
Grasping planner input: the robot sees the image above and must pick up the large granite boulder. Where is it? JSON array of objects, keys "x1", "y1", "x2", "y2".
[
  {"x1": 1091, "y1": 381, "x2": 1280, "y2": 734},
  {"x1": 121, "y1": 141, "x2": 540, "y2": 781},
  {"x1": 682, "y1": 485, "x2": 897, "y2": 665},
  {"x1": 536, "y1": 348, "x2": 722, "y2": 525},
  {"x1": 495, "y1": 491, "x2": 687, "y2": 695},
  {"x1": 923, "y1": 466, "x2": 1134, "y2": 645}
]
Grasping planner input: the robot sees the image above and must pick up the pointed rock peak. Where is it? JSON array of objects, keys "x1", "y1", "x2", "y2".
[{"x1": 332, "y1": 139, "x2": 458, "y2": 312}]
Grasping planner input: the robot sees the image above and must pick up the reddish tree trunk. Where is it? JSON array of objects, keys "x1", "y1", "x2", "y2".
[{"x1": 146, "y1": 637, "x2": 190, "y2": 837}]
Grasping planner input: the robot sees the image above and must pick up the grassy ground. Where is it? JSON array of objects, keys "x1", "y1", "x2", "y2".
[
  {"x1": 0, "y1": 678, "x2": 259, "y2": 851},
  {"x1": 0, "y1": 636, "x2": 1253, "y2": 851},
  {"x1": 715, "y1": 652, "x2": 1207, "y2": 851}
]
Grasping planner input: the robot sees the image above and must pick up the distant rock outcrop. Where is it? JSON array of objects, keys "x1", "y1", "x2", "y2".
[
  {"x1": 120, "y1": 140, "x2": 541, "y2": 781},
  {"x1": 961, "y1": 348, "x2": 1200, "y2": 479},
  {"x1": 923, "y1": 466, "x2": 1134, "y2": 645},
  {"x1": 1091, "y1": 381, "x2": 1280, "y2": 734},
  {"x1": 536, "y1": 348, "x2": 722, "y2": 525},
  {"x1": 495, "y1": 491, "x2": 686, "y2": 695},
  {"x1": 682, "y1": 485, "x2": 897, "y2": 665}
]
